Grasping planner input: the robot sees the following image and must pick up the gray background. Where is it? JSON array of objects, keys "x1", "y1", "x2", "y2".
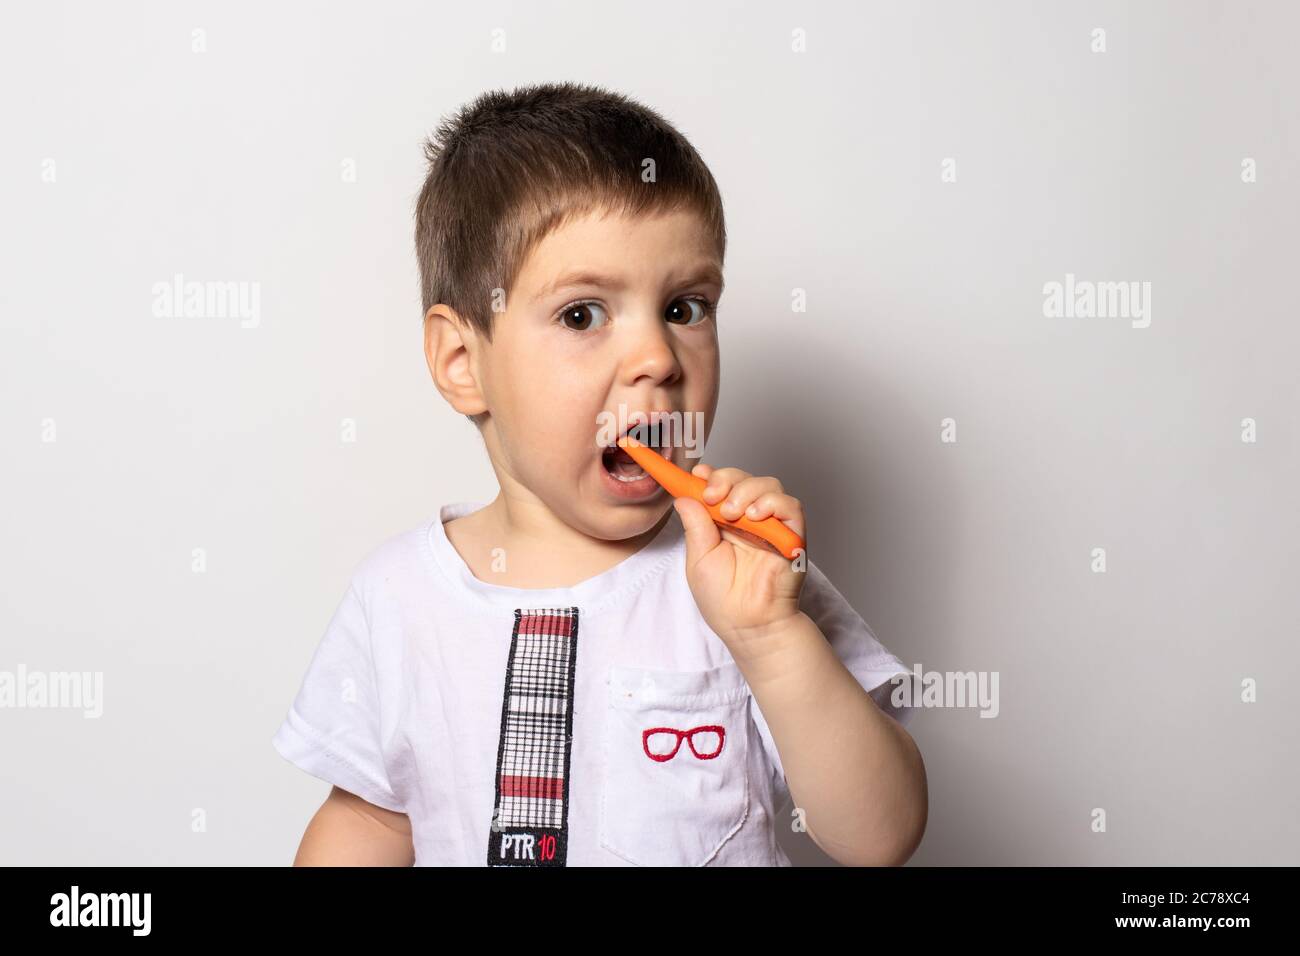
[{"x1": 1, "y1": 0, "x2": 1295, "y2": 865}]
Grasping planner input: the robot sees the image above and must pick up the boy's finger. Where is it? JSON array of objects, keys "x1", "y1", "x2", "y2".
[
  {"x1": 743, "y1": 492, "x2": 806, "y2": 540},
  {"x1": 701, "y1": 467, "x2": 751, "y2": 504},
  {"x1": 719, "y1": 476, "x2": 785, "y2": 519},
  {"x1": 673, "y1": 496, "x2": 721, "y2": 567},
  {"x1": 691, "y1": 462, "x2": 714, "y2": 480},
  {"x1": 719, "y1": 525, "x2": 788, "y2": 557}
]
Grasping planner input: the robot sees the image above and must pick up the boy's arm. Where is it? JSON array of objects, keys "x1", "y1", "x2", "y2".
[
  {"x1": 292, "y1": 786, "x2": 415, "y2": 866},
  {"x1": 739, "y1": 612, "x2": 928, "y2": 867}
]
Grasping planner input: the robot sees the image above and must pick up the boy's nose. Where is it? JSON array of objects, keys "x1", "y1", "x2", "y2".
[{"x1": 619, "y1": 321, "x2": 683, "y2": 386}]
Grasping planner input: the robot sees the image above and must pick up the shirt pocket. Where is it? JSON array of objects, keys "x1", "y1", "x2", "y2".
[{"x1": 599, "y1": 662, "x2": 751, "y2": 866}]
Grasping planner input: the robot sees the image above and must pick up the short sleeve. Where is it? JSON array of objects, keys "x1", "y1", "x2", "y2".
[
  {"x1": 749, "y1": 560, "x2": 917, "y2": 804},
  {"x1": 271, "y1": 582, "x2": 403, "y2": 813}
]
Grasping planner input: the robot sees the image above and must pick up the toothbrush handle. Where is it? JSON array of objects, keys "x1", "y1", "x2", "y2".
[{"x1": 616, "y1": 437, "x2": 806, "y2": 561}]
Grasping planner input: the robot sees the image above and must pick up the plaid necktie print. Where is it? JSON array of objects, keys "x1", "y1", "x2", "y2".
[{"x1": 486, "y1": 607, "x2": 579, "y2": 866}]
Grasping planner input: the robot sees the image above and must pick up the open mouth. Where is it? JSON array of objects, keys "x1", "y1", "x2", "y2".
[{"x1": 600, "y1": 416, "x2": 673, "y2": 482}]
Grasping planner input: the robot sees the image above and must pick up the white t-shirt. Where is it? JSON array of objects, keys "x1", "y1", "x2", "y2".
[{"x1": 272, "y1": 501, "x2": 914, "y2": 866}]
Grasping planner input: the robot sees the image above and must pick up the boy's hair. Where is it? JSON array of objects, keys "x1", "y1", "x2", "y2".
[{"x1": 414, "y1": 82, "x2": 726, "y2": 424}]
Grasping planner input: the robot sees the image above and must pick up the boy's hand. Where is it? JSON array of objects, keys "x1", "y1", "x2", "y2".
[{"x1": 672, "y1": 462, "x2": 807, "y2": 659}]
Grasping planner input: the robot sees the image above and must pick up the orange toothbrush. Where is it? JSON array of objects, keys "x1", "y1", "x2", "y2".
[{"x1": 616, "y1": 435, "x2": 806, "y2": 560}]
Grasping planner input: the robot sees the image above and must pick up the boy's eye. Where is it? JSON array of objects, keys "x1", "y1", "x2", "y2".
[
  {"x1": 665, "y1": 296, "x2": 715, "y2": 326},
  {"x1": 556, "y1": 301, "x2": 609, "y2": 332},
  {"x1": 554, "y1": 296, "x2": 716, "y2": 331}
]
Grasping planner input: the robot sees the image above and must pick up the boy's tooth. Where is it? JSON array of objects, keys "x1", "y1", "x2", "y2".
[
  {"x1": 602, "y1": 443, "x2": 647, "y2": 481},
  {"x1": 607, "y1": 447, "x2": 663, "y2": 479}
]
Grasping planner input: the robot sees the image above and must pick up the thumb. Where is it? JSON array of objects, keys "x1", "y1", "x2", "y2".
[{"x1": 673, "y1": 496, "x2": 721, "y2": 567}]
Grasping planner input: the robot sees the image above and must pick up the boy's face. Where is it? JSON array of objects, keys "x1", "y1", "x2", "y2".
[{"x1": 471, "y1": 206, "x2": 722, "y2": 542}]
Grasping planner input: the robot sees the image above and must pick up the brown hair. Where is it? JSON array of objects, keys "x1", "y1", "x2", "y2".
[{"x1": 414, "y1": 81, "x2": 727, "y2": 348}]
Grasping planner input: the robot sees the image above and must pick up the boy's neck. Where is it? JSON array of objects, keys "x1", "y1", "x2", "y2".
[{"x1": 445, "y1": 493, "x2": 672, "y2": 590}]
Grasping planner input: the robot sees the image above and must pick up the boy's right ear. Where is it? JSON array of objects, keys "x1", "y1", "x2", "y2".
[{"x1": 423, "y1": 304, "x2": 488, "y2": 419}]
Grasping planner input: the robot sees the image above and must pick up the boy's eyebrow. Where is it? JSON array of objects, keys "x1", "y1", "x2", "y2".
[
  {"x1": 675, "y1": 264, "x2": 725, "y2": 296},
  {"x1": 533, "y1": 271, "x2": 626, "y2": 302},
  {"x1": 532, "y1": 265, "x2": 725, "y2": 303}
]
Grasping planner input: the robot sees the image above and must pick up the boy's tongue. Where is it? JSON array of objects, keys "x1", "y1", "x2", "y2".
[{"x1": 607, "y1": 446, "x2": 647, "y2": 478}]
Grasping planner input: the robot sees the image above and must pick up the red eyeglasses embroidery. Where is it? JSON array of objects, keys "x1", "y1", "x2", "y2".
[{"x1": 642, "y1": 725, "x2": 726, "y2": 761}]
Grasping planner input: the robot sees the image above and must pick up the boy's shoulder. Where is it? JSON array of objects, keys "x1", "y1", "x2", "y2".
[{"x1": 344, "y1": 512, "x2": 444, "y2": 601}]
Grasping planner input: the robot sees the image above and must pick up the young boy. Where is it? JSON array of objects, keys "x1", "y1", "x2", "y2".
[{"x1": 272, "y1": 81, "x2": 927, "y2": 867}]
